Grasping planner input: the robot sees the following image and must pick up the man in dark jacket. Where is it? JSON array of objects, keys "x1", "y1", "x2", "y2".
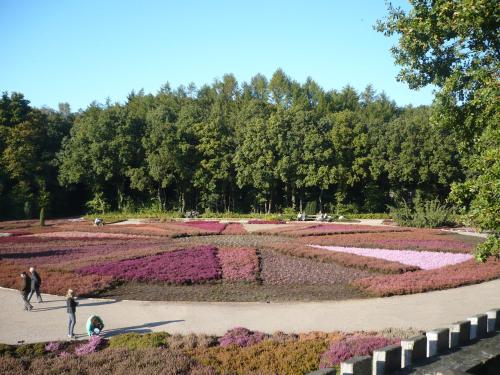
[
  {"x1": 20, "y1": 272, "x2": 33, "y2": 311},
  {"x1": 27, "y1": 266, "x2": 43, "y2": 303}
]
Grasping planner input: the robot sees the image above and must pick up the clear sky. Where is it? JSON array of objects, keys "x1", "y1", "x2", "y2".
[{"x1": 0, "y1": 0, "x2": 434, "y2": 111}]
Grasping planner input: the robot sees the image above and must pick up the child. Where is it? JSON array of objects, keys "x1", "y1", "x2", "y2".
[
  {"x1": 66, "y1": 289, "x2": 78, "y2": 339},
  {"x1": 86, "y1": 315, "x2": 104, "y2": 336}
]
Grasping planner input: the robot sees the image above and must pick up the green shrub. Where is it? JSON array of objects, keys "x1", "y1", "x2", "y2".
[
  {"x1": 0, "y1": 344, "x2": 15, "y2": 357},
  {"x1": 346, "y1": 213, "x2": 391, "y2": 219},
  {"x1": 86, "y1": 192, "x2": 111, "y2": 215},
  {"x1": 390, "y1": 195, "x2": 454, "y2": 228},
  {"x1": 108, "y1": 332, "x2": 170, "y2": 350},
  {"x1": 282, "y1": 207, "x2": 297, "y2": 221},
  {"x1": 475, "y1": 236, "x2": 500, "y2": 262},
  {"x1": 14, "y1": 343, "x2": 46, "y2": 358},
  {"x1": 304, "y1": 201, "x2": 317, "y2": 215}
]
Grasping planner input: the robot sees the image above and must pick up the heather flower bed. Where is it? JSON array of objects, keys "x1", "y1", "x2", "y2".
[
  {"x1": 258, "y1": 223, "x2": 409, "y2": 237},
  {"x1": 353, "y1": 257, "x2": 500, "y2": 296},
  {"x1": 265, "y1": 242, "x2": 418, "y2": 274},
  {"x1": 218, "y1": 327, "x2": 269, "y2": 347},
  {"x1": 27, "y1": 231, "x2": 147, "y2": 239},
  {"x1": 78, "y1": 246, "x2": 221, "y2": 284},
  {"x1": 221, "y1": 223, "x2": 247, "y2": 235},
  {"x1": 302, "y1": 230, "x2": 480, "y2": 253},
  {"x1": 310, "y1": 245, "x2": 473, "y2": 270},
  {"x1": 0, "y1": 261, "x2": 114, "y2": 295},
  {"x1": 0, "y1": 219, "x2": 494, "y2": 301},
  {"x1": 48, "y1": 221, "x2": 228, "y2": 238},
  {"x1": 218, "y1": 248, "x2": 259, "y2": 281},
  {"x1": 319, "y1": 335, "x2": 398, "y2": 368},
  {"x1": 0, "y1": 236, "x2": 166, "y2": 268},
  {"x1": 177, "y1": 220, "x2": 227, "y2": 233},
  {"x1": 0, "y1": 329, "x2": 410, "y2": 375},
  {"x1": 247, "y1": 219, "x2": 285, "y2": 224},
  {"x1": 260, "y1": 249, "x2": 372, "y2": 285}
]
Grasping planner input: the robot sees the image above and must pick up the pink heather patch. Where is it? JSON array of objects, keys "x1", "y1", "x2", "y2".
[
  {"x1": 179, "y1": 221, "x2": 227, "y2": 233},
  {"x1": 247, "y1": 220, "x2": 285, "y2": 224},
  {"x1": 77, "y1": 246, "x2": 221, "y2": 284},
  {"x1": 221, "y1": 223, "x2": 247, "y2": 235},
  {"x1": 26, "y1": 231, "x2": 146, "y2": 239},
  {"x1": 75, "y1": 336, "x2": 104, "y2": 356},
  {"x1": 218, "y1": 248, "x2": 259, "y2": 281},
  {"x1": 320, "y1": 335, "x2": 398, "y2": 368},
  {"x1": 310, "y1": 245, "x2": 473, "y2": 270},
  {"x1": 219, "y1": 327, "x2": 269, "y2": 347},
  {"x1": 45, "y1": 342, "x2": 60, "y2": 352}
]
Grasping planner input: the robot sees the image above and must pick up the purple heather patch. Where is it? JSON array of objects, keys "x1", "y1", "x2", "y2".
[{"x1": 77, "y1": 246, "x2": 221, "y2": 284}]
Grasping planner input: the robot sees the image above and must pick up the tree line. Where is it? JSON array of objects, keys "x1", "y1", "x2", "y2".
[{"x1": 0, "y1": 70, "x2": 464, "y2": 219}]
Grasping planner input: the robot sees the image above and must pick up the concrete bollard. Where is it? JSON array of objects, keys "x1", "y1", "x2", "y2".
[
  {"x1": 340, "y1": 356, "x2": 371, "y2": 375},
  {"x1": 372, "y1": 344, "x2": 401, "y2": 375},
  {"x1": 426, "y1": 328, "x2": 449, "y2": 357},
  {"x1": 486, "y1": 308, "x2": 500, "y2": 333},
  {"x1": 449, "y1": 321, "x2": 471, "y2": 348},
  {"x1": 401, "y1": 335, "x2": 426, "y2": 368},
  {"x1": 467, "y1": 314, "x2": 487, "y2": 340}
]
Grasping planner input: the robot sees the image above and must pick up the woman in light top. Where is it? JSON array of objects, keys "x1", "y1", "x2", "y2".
[{"x1": 66, "y1": 289, "x2": 78, "y2": 339}]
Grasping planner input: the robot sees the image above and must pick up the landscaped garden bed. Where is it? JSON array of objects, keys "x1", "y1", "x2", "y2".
[
  {"x1": 0, "y1": 219, "x2": 494, "y2": 301},
  {"x1": 0, "y1": 328, "x2": 422, "y2": 375}
]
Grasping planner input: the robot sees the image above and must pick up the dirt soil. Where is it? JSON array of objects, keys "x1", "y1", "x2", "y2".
[{"x1": 95, "y1": 280, "x2": 368, "y2": 302}]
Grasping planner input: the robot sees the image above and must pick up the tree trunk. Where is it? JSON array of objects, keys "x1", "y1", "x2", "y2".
[
  {"x1": 39, "y1": 207, "x2": 46, "y2": 227},
  {"x1": 117, "y1": 187, "x2": 124, "y2": 211},
  {"x1": 319, "y1": 189, "x2": 323, "y2": 213},
  {"x1": 157, "y1": 186, "x2": 162, "y2": 209},
  {"x1": 180, "y1": 191, "x2": 186, "y2": 213}
]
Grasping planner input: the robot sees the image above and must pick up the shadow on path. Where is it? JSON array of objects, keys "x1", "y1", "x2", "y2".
[
  {"x1": 31, "y1": 299, "x2": 118, "y2": 312},
  {"x1": 103, "y1": 320, "x2": 185, "y2": 338}
]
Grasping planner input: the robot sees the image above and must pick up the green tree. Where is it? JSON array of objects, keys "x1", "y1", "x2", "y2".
[
  {"x1": 234, "y1": 100, "x2": 277, "y2": 213},
  {"x1": 378, "y1": 0, "x2": 499, "y2": 256}
]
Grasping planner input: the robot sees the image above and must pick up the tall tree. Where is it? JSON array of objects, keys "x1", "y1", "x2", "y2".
[{"x1": 378, "y1": 0, "x2": 499, "y2": 255}]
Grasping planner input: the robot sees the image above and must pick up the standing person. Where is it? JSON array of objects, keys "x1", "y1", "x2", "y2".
[
  {"x1": 27, "y1": 266, "x2": 43, "y2": 303},
  {"x1": 66, "y1": 289, "x2": 78, "y2": 339},
  {"x1": 20, "y1": 272, "x2": 33, "y2": 311}
]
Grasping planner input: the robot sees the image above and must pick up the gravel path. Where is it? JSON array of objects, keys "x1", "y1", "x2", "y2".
[{"x1": 1, "y1": 279, "x2": 500, "y2": 344}]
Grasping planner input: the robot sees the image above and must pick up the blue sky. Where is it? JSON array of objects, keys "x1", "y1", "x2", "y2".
[{"x1": 0, "y1": 0, "x2": 434, "y2": 111}]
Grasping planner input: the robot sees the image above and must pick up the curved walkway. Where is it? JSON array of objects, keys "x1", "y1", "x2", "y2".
[{"x1": 2, "y1": 279, "x2": 500, "y2": 344}]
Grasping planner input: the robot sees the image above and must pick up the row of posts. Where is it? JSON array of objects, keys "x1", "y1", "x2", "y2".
[{"x1": 311, "y1": 308, "x2": 499, "y2": 375}]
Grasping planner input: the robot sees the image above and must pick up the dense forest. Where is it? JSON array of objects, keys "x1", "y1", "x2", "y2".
[{"x1": 0, "y1": 70, "x2": 464, "y2": 219}]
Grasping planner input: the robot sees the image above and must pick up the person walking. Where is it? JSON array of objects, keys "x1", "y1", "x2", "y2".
[
  {"x1": 27, "y1": 266, "x2": 43, "y2": 303},
  {"x1": 66, "y1": 289, "x2": 78, "y2": 339},
  {"x1": 20, "y1": 272, "x2": 33, "y2": 311}
]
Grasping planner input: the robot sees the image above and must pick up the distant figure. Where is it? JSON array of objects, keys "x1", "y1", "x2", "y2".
[
  {"x1": 86, "y1": 315, "x2": 104, "y2": 336},
  {"x1": 94, "y1": 218, "x2": 104, "y2": 226},
  {"x1": 27, "y1": 266, "x2": 42, "y2": 303},
  {"x1": 19, "y1": 272, "x2": 33, "y2": 311},
  {"x1": 66, "y1": 289, "x2": 78, "y2": 339}
]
